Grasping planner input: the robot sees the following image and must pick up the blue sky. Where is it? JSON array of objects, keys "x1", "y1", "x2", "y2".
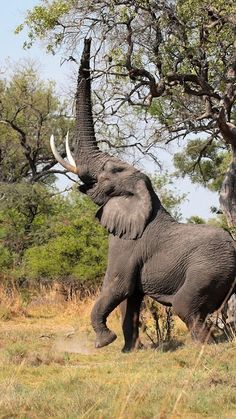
[
  {"x1": 0, "y1": 0, "x2": 73, "y2": 88},
  {"x1": 1, "y1": 1, "x2": 219, "y2": 220}
]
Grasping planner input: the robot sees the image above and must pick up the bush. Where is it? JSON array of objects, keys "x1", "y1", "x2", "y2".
[{"x1": 0, "y1": 186, "x2": 107, "y2": 290}]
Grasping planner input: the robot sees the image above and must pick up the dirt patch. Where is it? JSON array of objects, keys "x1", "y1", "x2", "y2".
[{"x1": 53, "y1": 332, "x2": 95, "y2": 354}]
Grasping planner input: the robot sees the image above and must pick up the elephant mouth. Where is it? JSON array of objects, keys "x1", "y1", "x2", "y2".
[
  {"x1": 78, "y1": 181, "x2": 97, "y2": 195},
  {"x1": 79, "y1": 181, "x2": 115, "y2": 207}
]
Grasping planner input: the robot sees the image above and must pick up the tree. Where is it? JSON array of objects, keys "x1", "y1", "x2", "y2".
[
  {"x1": 0, "y1": 62, "x2": 72, "y2": 183},
  {"x1": 173, "y1": 138, "x2": 234, "y2": 226},
  {"x1": 0, "y1": 62, "x2": 74, "y2": 293},
  {"x1": 0, "y1": 185, "x2": 108, "y2": 289},
  {"x1": 18, "y1": 0, "x2": 236, "y2": 236},
  {"x1": 0, "y1": 183, "x2": 54, "y2": 264},
  {"x1": 22, "y1": 191, "x2": 108, "y2": 289}
]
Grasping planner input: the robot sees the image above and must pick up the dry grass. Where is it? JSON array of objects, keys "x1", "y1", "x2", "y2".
[
  {"x1": 0, "y1": 295, "x2": 235, "y2": 418},
  {"x1": 0, "y1": 284, "x2": 29, "y2": 321}
]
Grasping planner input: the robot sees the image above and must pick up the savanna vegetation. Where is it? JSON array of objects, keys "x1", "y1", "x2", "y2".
[{"x1": 0, "y1": 1, "x2": 236, "y2": 417}]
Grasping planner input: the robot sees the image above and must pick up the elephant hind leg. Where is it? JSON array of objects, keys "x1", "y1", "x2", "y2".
[
  {"x1": 173, "y1": 302, "x2": 214, "y2": 343},
  {"x1": 185, "y1": 314, "x2": 215, "y2": 344},
  {"x1": 172, "y1": 288, "x2": 215, "y2": 344}
]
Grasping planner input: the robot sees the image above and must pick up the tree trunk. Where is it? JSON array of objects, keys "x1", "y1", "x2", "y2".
[
  {"x1": 219, "y1": 146, "x2": 236, "y2": 325},
  {"x1": 219, "y1": 146, "x2": 236, "y2": 238}
]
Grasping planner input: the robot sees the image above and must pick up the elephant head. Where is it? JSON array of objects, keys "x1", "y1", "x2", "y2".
[{"x1": 50, "y1": 39, "x2": 157, "y2": 239}]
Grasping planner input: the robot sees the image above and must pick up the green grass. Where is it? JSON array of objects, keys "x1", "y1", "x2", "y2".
[{"x1": 0, "y1": 302, "x2": 235, "y2": 418}]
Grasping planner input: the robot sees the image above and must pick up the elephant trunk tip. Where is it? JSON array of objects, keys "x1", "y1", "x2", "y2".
[{"x1": 79, "y1": 38, "x2": 92, "y2": 79}]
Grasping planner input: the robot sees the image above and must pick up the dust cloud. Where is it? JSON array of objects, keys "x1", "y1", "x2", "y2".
[{"x1": 53, "y1": 331, "x2": 95, "y2": 354}]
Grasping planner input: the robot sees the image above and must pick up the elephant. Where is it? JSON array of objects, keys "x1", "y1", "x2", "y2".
[{"x1": 50, "y1": 39, "x2": 236, "y2": 352}]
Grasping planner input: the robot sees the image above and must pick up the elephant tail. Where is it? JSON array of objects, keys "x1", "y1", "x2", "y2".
[
  {"x1": 231, "y1": 280, "x2": 236, "y2": 296},
  {"x1": 227, "y1": 277, "x2": 236, "y2": 300}
]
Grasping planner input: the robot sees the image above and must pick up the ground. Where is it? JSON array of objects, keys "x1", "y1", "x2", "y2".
[{"x1": 0, "y1": 296, "x2": 236, "y2": 418}]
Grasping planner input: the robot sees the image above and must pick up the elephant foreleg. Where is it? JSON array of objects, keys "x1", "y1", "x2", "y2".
[
  {"x1": 120, "y1": 292, "x2": 143, "y2": 352},
  {"x1": 91, "y1": 274, "x2": 136, "y2": 348}
]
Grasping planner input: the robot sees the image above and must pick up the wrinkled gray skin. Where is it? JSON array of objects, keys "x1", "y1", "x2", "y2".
[{"x1": 62, "y1": 40, "x2": 236, "y2": 351}]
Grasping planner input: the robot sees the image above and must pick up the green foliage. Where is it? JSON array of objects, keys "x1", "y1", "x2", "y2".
[
  {"x1": 16, "y1": 1, "x2": 71, "y2": 52},
  {"x1": 0, "y1": 245, "x2": 12, "y2": 270},
  {"x1": 162, "y1": 0, "x2": 234, "y2": 79},
  {"x1": 0, "y1": 182, "x2": 54, "y2": 259},
  {"x1": 0, "y1": 184, "x2": 107, "y2": 287},
  {"x1": 23, "y1": 191, "x2": 108, "y2": 285},
  {"x1": 174, "y1": 139, "x2": 231, "y2": 192},
  {"x1": 187, "y1": 215, "x2": 206, "y2": 225},
  {"x1": 18, "y1": 0, "x2": 235, "y2": 97}
]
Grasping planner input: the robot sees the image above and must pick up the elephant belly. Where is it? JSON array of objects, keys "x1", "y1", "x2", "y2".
[{"x1": 140, "y1": 252, "x2": 186, "y2": 296}]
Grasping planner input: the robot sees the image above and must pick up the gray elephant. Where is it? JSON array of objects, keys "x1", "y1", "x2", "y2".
[{"x1": 51, "y1": 39, "x2": 236, "y2": 352}]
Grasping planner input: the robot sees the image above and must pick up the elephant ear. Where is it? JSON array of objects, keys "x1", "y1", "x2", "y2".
[{"x1": 96, "y1": 179, "x2": 152, "y2": 239}]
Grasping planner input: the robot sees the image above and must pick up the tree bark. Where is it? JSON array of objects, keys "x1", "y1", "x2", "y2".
[
  {"x1": 219, "y1": 146, "x2": 236, "y2": 238},
  {"x1": 219, "y1": 145, "x2": 236, "y2": 325}
]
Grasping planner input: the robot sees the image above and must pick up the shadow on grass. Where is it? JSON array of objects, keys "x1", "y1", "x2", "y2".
[
  {"x1": 27, "y1": 314, "x2": 56, "y2": 320},
  {"x1": 26, "y1": 313, "x2": 56, "y2": 319},
  {"x1": 151, "y1": 339, "x2": 185, "y2": 352}
]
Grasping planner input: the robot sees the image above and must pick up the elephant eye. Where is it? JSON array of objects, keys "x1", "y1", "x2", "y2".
[{"x1": 111, "y1": 167, "x2": 124, "y2": 174}]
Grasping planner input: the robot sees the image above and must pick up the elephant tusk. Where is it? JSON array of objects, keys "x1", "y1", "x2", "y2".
[
  {"x1": 65, "y1": 132, "x2": 76, "y2": 168},
  {"x1": 50, "y1": 134, "x2": 79, "y2": 175}
]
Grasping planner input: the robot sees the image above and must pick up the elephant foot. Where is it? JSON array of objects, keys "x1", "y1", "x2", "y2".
[
  {"x1": 95, "y1": 330, "x2": 117, "y2": 348},
  {"x1": 121, "y1": 345, "x2": 132, "y2": 353},
  {"x1": 122, "y1": 338, "x2": 144, "y2": 353},
  {"x1": 189, "y1": 319, "x2": 215, "y2": 344},
  {"x1": 191, "y1": 330, "x2": 215, "y2": 344}
]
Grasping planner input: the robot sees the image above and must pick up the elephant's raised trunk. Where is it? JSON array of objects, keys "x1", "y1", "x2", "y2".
[
  {"x1": 50, "y1": 38, "x2": 110, "y2": 182},
  {"x1": 75, "y1": 39, "x2": 98, "y2": 155},
  {"x1": 74, "y1": 39, "x2": 109, "y2": 182}
]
